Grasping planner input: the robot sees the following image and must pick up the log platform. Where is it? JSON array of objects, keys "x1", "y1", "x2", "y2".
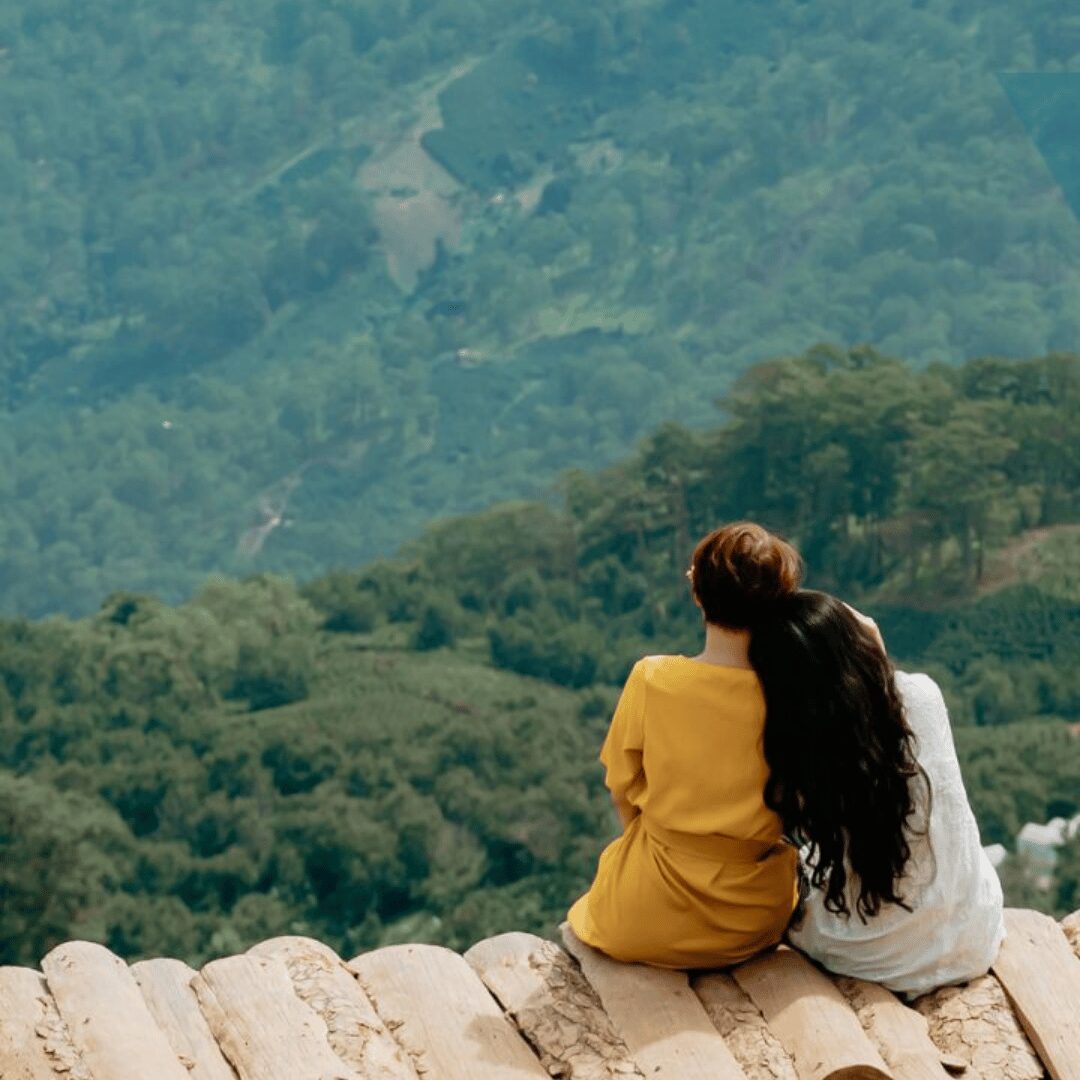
[{"x1": 0, "y1": 908, "x2": 1077, "y2": 1080}]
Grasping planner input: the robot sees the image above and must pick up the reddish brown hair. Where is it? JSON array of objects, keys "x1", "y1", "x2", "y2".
[{"x1": 688, "y1": 522, "x2": 803, "y2": 629}]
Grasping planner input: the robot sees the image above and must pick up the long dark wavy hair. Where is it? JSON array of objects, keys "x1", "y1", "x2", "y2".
[{"x1": 748, "y1": 590, "x2": 929, "y2": 921}]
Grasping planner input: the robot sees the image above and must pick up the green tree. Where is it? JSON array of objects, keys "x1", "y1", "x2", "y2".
[
  {"x1": 1055, "y1": 833, "x2": 1080, "y2": 915},
  {"x1": 412, "y1": 597, "x2": 458, "y2": 651},
  {"x1": 0, "y1": 772, "x2": 134, "y2": 965}
]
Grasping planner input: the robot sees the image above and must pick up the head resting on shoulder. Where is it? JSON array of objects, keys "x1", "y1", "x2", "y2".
[
  {"x1": 747, "y1": 589, "x2": 928, "y2": 921},
  {"x1": 687, "y1": 522, "x2": 803, "y2": 629}
]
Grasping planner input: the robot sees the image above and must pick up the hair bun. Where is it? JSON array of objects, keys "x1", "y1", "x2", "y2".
[{"x1": 689, "y1": 522, "x2": 803, "y2": 629}]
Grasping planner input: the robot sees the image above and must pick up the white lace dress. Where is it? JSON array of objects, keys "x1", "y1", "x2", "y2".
[{"x1": 787, "y1": 670, "x2": 1005, "y2": 997}]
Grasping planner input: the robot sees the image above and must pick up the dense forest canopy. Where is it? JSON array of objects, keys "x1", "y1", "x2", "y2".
[
  {"x1": 2, "y1": 349, "x2": 1078, "y2": 967},
  {"x1": 0, "y1": 0, "x2": 1077, "y2": 970},
  {"x1": 2, "y1": 0, "x2": 1079, "y2": 615}
]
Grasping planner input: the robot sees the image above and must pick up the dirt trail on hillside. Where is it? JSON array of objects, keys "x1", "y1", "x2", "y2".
[{"x1": 976, "y1": 523, "x2": 1080, "y2": 598}]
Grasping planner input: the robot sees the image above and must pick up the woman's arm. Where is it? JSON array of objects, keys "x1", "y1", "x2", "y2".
[
  {"x1": 600, "y1": 660, "x2": 647, "y2": 828},
  {"x1": 612, "y1": 791, "x2": 639, "y2": 828}
]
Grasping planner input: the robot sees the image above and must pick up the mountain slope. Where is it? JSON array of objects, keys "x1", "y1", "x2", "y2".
[{"x1": 3, "y1": 0, "x2": 1080, "y2": 616}]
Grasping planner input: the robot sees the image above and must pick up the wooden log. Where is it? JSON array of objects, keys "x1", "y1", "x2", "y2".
[
  {"x1": 1061, "y1": 911, "x2": 1080, "y2": 961},
  {"x1": 731, "y1": 946, "x2": 891, "y2": 1080},
  {"x1": 0, "y1": 966, "x2": 91, "y2": 1080},
  {"x1": 991, "y1": 908, "x2": 1080, "y2": 1080},
  {"x1": 193, "y1": 953, "x2": 359, "y2": 1080},
  {"x1": 911, "y1": 975, "x2": 1043, "y2": 1080},
  {"x1": 691, "y1": 971, "x2": 798, "y2": 1080},
  {"x1": 834, "y1": 976, "x2": 960, "y2": 1080},
  {"x1": 349, "y1": 943, "x2": 550, "y2": 1080},
  {"x1": 560, "y1": 924, "x2": 747, "y2": 1080},
  {"x1": 248, "y1": 936, "x2": 418, "y2": 1080},
  {"x1": 42, "y1": 940, "x2": 190, "y2": 1080},
  {"x1": 132, "y1": 957, "x2": 238, "y2": 1080},
  {"x1": 466, "y1": 931, "x2": 643, "y2": 1079}
]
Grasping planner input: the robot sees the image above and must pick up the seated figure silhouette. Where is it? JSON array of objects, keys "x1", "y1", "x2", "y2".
[
  {"x1": 752, "y1": 590, "x2": 1004, "y2": 996},
  {"x1": 567, "y1": 522, "x2": 803, "y2": 967},
  {"x1": 568, "y1": 522, "x2": 1003, "y2": 995}
]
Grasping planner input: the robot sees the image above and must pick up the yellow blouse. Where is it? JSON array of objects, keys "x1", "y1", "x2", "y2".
[{"x1": 567, "y1": 654, "x2": 798, "y2": 968}]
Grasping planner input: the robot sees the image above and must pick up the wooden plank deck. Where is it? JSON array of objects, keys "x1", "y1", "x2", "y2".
[
  {"x1": 132, "y1": 958, "x2": 237, "y2": 1080},
  {"x1": 834, "y1": 976, "x2": 959, "y2": 1080},
  {"x1": 248, "y1": 936, "x2": 418, "y2": 1080},
  {"x1": 561, "y1": 924, "x2": 748, "y2": 1080},
  {"x1": 912, "y1": 974, "x2": 1044, "y2": 1080},
  {"x1": 692, "y1": 970, "x2": 799, "y2": 1079},
  {"x1": 350, "y1": 943, "x2": 550, "y2": 1079},
  {"x1": 0, "y1": 967, "x2": 87, "y2": 1080},
  {"x1": 194, "y1": 954, "x2": 361, "y2": 1080},
  {"x1": 0, "y1": 907, "x2": 1075, "y2": 1080},
  {"x1": 1061, "y1": 911, "x2": 1080, "y2": 958},
  {"x1": 732, "y1": 946, "x2": 891, "y2": 1080},
  {"x1": 466, "y1": 930, "x2": 643, "y2": 1079},
  {"x1": 41, "y1": 941, "x2": 190, "y2": 1080},
  {"x1": 991, "y1": 909, "x2": 1080, "y2": 1080}
]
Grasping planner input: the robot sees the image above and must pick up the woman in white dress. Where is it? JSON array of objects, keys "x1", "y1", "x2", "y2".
[{"x1": 748, "y1": 590, "x2": 1005, "y2": 997}]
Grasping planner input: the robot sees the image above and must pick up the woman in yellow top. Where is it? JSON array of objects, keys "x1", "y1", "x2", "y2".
[{"x1": 567, "y1": 522, "x2": 802, "y2": 968}]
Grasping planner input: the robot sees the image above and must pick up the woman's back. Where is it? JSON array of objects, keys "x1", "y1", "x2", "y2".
[
  {"x1": 636, "y1": 655, "x2": 786, "y2": 842},
  {"x1": 788, "y1": 671, "x2": 1005, "y2": 996}
]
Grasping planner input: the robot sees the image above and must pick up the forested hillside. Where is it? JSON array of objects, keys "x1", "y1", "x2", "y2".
[
  {"x1": 331, "y1": 346, "x2": 1080, "y2": 729},
  {"x1": 3, "y1": 349, "x2": 1077, "y2": 967},
  {"x1": 2, "y1": 0, "x2": 1079, "y2": 616}
]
